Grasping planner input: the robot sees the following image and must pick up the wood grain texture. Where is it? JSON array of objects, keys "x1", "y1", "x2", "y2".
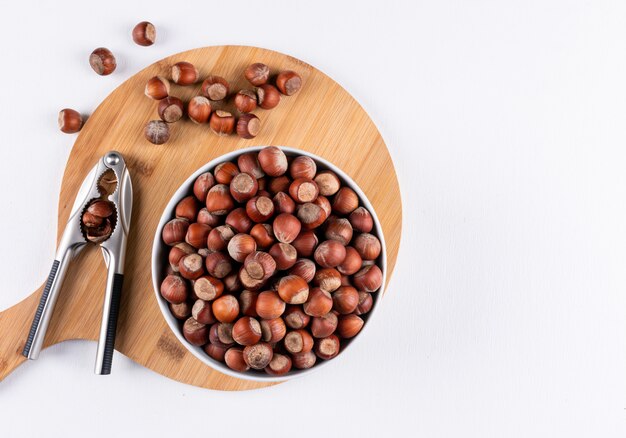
[{"x1": 0, "y1": 46, "x2": 402, "y2": 390}]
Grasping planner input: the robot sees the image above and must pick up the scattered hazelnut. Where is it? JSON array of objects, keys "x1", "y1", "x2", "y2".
[
  {"x1": 144, "y1": 120, "x2": 170, "y2": 144},
  {"x1": 187, "y1": 96, "x2": 212, "y2": 124},
  {"x1": 185, "y1": 222, "x2": 211, "y2": 248},
  {"x1": 58, "y1": 109, "x2": 83, "y2": 134},
  {"x1": 273, "y1": 192, "x2": 296, "y2": 214},
  {"x1": 337, "y1": 246, "x2": 363, "y2": 275},
  {"x1": 256, "y1": 84, "x2": 281, "y2": 109},
  {"x1": 276, "y1": 70, "x2": 302, "y2": 96},
  {"x1": 234, "y1": 89, "x2": 258, "y2": 113},
  {"x1": 207, "y1": 225, "x2": 235, "y2": 251},
  {"x1": 202, "y1": 75, "x2": 229, "y2": 101},
  {"x1": 171, "y1": 61, "x2": 198, "y2": 85},
  {"x1": 132, "y1": 21, "x2": 156, "y2": 46},
  {"x1": 244, "y1": 251, "x2": 276, "y2": 281},
  {"x1": 313, "y1": 268, "x2": 342, "y2": 293},
  {"x1": 170, "y1": 301, "x2": 191, "y2": 320},
  {"x1": 355, "y1": 291, "x2": 373, "y2": 315},
  {"x1": 284, "y1": 305, "x2": 310, "y2": 330},
  {"x1": 210, "y1": 110, "x2": 235, "y2": 136},
  {"x1": 238, "y1": 290, "x2": 259, "y2": 317},
  {"x1": 289, "y1": 178, "x2": 319, "y2": 203},
  {"x1": 296, "y1": 202, "x2": 326, "y2": 230},
  {"x1": 145, "y1": 76, "x2": 170, "y2": 100},
  {"x1": 204, "y1": 344, "x2": 227, "y2": 362},
  {"x1": 246, "y1": 196, "x2": 275, "y2": 223},
  {"x1": 325, "y1": 218, "x2": 353, "y2": 246},
  {"x1": 209, "y1": 323, "x2": 234, "y2": 348},
  {"x1": 89, "y1": 47, "x2": 116, "y2": 75},
  {"x1": 236, "y1": 113, "x2": 261, "y2": 139},
  {"x1": 273, "y1": 213, "x2": 302, "y2": 244},
  {"x1": 268, "y1": 176, "x2": 292, "y2": 195},
  {"x1": 244, "y1": 63, "x2": 270, "y2": 86}
]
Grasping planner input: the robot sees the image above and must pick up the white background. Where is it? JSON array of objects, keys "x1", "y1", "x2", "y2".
[{"x1": 0, "y1": 1, "x2": 624, "y2": 436}]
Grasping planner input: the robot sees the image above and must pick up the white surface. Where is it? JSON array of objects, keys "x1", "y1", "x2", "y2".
[{"x1": 0, "y1": 1, "x2": 624, "y2": 436}]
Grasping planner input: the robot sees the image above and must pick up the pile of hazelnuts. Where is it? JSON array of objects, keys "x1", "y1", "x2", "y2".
[
  {"x1": 159, "y1": 146, "x2": 383, "y2": 375},
  {"x1": 143, "y1": 62, "x2": 302, "y2": 145}
]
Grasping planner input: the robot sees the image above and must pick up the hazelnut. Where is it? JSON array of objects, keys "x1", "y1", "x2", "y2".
[
  {"x1": 85, "y1": 219, "x2": 113, "y2": 243},
  {"x1": 236, "y1": 113, "x2": 261, "y2": 139},
  {"x1": 234, "y1": 89, "x2": 258, "y2": 113},
  {"x1": 349, "y1": 207, "x2": 374, "y2": 233},
  {"x1": 193, "y1": 172, "x2": 216, "y2": 202},
  {"x1": 244, "y1": 251, "x2": 276, "y2": 281},
  {"x1": 206, "y1": 184, "x2": 235, "y2": 215},
  {"x1": 303, "y1": 288, "x2": 333, "y2": 317},
  {"x1": 209, "y1": 323, "x2": 234, "y2": 348},
  {"x1": 289, "y1": 156, "x2": 316, "y2": 179},
  {"x1": 182, "y1": 317, "x2": 209, "y2": 346},
  {"x1": 353, "y1": 265, "x2": 383, "y2": 292},
  {"x1": 292, "y1": 231, "x2": 318, "y2": 257},
  {"x1": 355, "y1": 291, "x2": 373, "y2": 315},
  {"x1": 277, "y1": 275, "x2": 309, "y2": 304},
  {"x1": 201, "y1": 75, "x2": 229, "y2": 101},
  {"x1": 269, "y1": 176, "x2": 292, "y2": 195},
  {"x1": 82, "y1": 212, "x2": 102, "y2": 228},
  {"x1": 178, "y1": 253, "x2": 204, "y2": 280},
  {"x1": 58, "y1": 109, "x2": 83, "y2": 134},
  {"x1": 223, "y1": 272, "x2": 242, "y2": 293},
  {"x1": 315, "y1": 197, "x2": 332, "y2": 219},
  {"x1": 193, "y1": 275, "x2": 224, "y2": 301},
  {"x1": 225, "y1": 347, "x2": 249, "y2": 372},
  {"x1": 145, "y1": 76, "x2": 170, "y2": 100},
  {"x1": 337, "y1": 314, "x2": 364, "y2": 339},
  {"x1": 284, "y1": 329, "x2": 314, "y2": 354},
  {"x1": 192, "y1": 299, "x2": 217, "y2": 325},
  {"x1": 205, "y1": 252, "x2": 233, "y2": 278},
  {"x1": 214, "y1": 162, "x2": 240, "y2": 184},
  {"x1": 239, "y1": 266, "x2": 266, "y2": 291},
  {"x1": 197, "y1": 208, "x2": 220, "y2": 227},
  {"x1": 333, "y1": 286, "x2": 359, "y2": 314},
  {"x1": 244, "y1": 63, "x2": 270, "y2": 86},
  {"x1": 315, "y1": 334, "x2": 340, "y2": 360},
  {"x1": 256, "y1": 84, "x2": 281, "y2": 109},
  {"x1": 169, "y1": 244, "x2": 194, "y2": 271},
  {"x1": 284, "y1": 305, "x2": 311, "y2": 329},
  {"x1": 160, "y1": 274, "x2": 188, "y2": 304},
  {"x1": 256, "y1": 291, "x2": 286, "y2": 319},
  {"x1": 276, "y1": 70, "x2": 302, "y2": 96},
  {"x1": 185, "y1": 223, "x2": 210, "y2": 249},
  {"x1": 246, "y1": 196, "x2": 275, "y2": 223},
  {"x1": 210, "y1": 110, "x2": 235, "y2": 136},
  {"x1": 171, "y1": 61, "x2": 198, "y2": 85},
  {"x1": 170, "y1": 301, "x2": 191, "y2": 320},
  {"x1": 260, "y1": 318, "x2": 286, "y2": 343},
  {"x1": 87, "y1": 200, "x2": 114, "y2": 217},
  {"x1": 132, "y1": 21, "x2": 156, "y2": 46},
  {"x1": 354, "y1": 233, "x2": 382, "y2": 260},
  {"x1": 227, "y1": 233, "x2": 257, "y2": 262},
  {"x1": 269, "y1": 242, "x2": 297, "y2": 270},
  {"x1": 314, "y1": 240, "x2": 347, "y2": 268},
  {"x1": 230, "y1": 173, "x2": 258, "y2": 203},
  {"x1": 292, "y1": 350, "x2": 316, "y2": 369},
  {"x1": 204, "y1": 344, "x2": 227, "y2": 362},
  {"x1": 258, "y1": 147, "x2": 288, "y2": 176},
  {"x1": 175, "y1": 196, "x2": 199, "y2": 221},
  {"x1": 89, "y1": 47, "x2": 116, "y2": 76},
  {"x1": 250, "y1": 223, "x2": 275, "y2": 249},
  {"x1": 187, "y1": 96, "x2": 212, "y2": 124},
  {"x1": 144, "y1": 120, "x2": 170, "y2": 144},
  {"x1": 310, "y1": 312, "x2": 338, "y2": 338},
  {"x1": 232, "y1": 317, "x2": 262, "y2": 346},
  {"x1": 325, "y1": 218, "x2": 353, "y2": 245},
  {"x1": 239, "y1": 290, "x2": 259, "y2": 317},
  {"x1": 337, "y1": 246, "x2": 363, "y2": 275},
  {"x1": 225, "y1": 208, "x2": 253, "y2": 233},
  {"x1": 296, "y1": 202, "x2": 326, "y2": 230},
  {"x1": 273, "y1": 213, "x2": 302, "y2": 244},
  {"x1": 289, "y1": 178, "x2": 319, "y2": 203},
  {"x1": 265, "y1": 353, "x2": 292, "y2": 376},
  {"x1": 314, "y1": 171, "x2": 341, "y2": 196},
  {"x1": 162, "y1": 218, "x2": 189, "y2": 245},
  {"x1": 243, "y1": 343, "x2": 273, "y2": 369},
  {"x1": 237, "y1": 153, "x2": 265, "y2": 178},
  {"x1": 289, "y1": 258, "x2": 316, "y2": 283},
  {"x1": 273, "y1": 192, "x2": 296, "y2": 214},
  {"x1": 332, "y1": 187, "x2": 359, "y2": 215},
  {"x1": 207, "y1": 225, "x2": 235, "y2": 251},
  {"x1": 212, "y1": 295, "x2": 240, "y2": 323},
  {"x1": 313, "y1": 268, "x2": 342, "y2": 293}
]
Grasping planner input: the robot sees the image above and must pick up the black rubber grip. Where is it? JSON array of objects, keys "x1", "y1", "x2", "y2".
[
  {"x1": 22, "y1": 260, "x2": 61, "y2": 357},
  {"x1": 100, "y1": 273, "x2": 124, "y2": 375}
]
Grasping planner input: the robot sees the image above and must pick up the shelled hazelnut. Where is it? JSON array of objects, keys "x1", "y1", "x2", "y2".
[{"x1": 160, "y1": 147, "x2": 383, "y2": 376}]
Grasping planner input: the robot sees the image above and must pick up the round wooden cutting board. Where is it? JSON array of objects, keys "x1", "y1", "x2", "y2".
[{"x1": 0, "y1": 46, "x2": 402, "y2": 391}]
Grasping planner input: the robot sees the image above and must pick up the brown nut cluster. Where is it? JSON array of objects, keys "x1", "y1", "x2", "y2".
[
  {"x1": 159, "y1": 147, "x2": 381, "y2": 376},
  {"x1": 142, "y1": 63, "x2": 302, "y2": 145}
]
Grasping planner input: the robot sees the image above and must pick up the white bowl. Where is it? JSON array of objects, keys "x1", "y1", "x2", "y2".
[{"x1": 152, "y1": 146, "x2": 387, "y2": 382}]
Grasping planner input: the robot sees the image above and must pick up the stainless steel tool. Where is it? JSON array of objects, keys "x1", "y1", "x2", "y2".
[{"x1": 22, "y1": 151, "x2": 133, "y2": 375}]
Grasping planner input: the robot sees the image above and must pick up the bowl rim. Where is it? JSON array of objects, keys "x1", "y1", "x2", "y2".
[{"x1": 151, "y1": 146, "x2": 387, "y2": 382}]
